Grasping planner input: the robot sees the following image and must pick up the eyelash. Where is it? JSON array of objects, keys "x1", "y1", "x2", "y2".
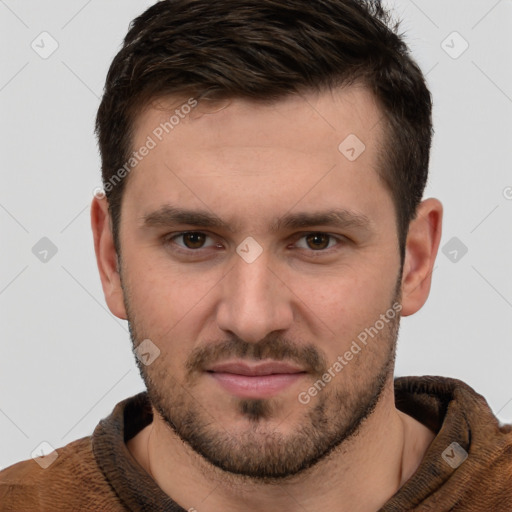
[{"x1": 162, "y1": 231, "x2": 347, "y2": 256}]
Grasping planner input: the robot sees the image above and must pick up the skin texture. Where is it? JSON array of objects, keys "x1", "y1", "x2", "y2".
[{"x1": 91, "y1": 86, "x2": 443, "y2": 512}]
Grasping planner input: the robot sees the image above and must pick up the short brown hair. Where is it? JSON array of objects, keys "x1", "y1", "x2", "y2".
[{"x1": 95, "y1": 0, "x2": 433, "y2": 264}]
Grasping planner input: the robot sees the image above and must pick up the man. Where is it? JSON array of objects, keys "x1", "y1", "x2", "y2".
[{"x1": 1, "y1": 0, "x2": 511, "y2": 510}]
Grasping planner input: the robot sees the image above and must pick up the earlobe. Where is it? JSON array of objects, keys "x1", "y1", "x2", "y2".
[
  {"x1": 400, "y1": 198, "x2": 443, "y2": 317},
  {"x1": 90, "y1": 196, "x2": 128, "y2": 320}
]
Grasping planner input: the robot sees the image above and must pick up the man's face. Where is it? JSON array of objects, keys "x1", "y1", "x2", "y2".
[{"x1": 117, "y1": 87, "x2": 403, "y2": 479}]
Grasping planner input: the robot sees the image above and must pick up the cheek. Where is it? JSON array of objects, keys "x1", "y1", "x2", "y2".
[
  {"x1": 293, "y1": 264, "x2": 398, "y2": 342},
  {"x1": 122, "y1": 256, "x2": 218, "y2": 357}
]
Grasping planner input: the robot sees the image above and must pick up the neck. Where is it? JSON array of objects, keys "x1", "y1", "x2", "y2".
[{"x1": 127, "y1": 384, "x2": 435, "y2": 512}]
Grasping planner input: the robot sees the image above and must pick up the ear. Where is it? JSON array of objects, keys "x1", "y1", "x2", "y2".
[
  {"x1": 90, "y1": 196, "x2": 127, "y2": 320},
  {"x1": 400, "y1": 198, "x2": 443, "y2": 317}
]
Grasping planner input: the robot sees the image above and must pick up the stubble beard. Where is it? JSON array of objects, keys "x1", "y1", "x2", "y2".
[{"x1": 124, "y1": 279, "x2": 401, "y2": 481}]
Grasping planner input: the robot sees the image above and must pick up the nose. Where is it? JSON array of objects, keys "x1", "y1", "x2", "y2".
[{"x1": 216, "y1": 247, "x2": 294, "y2": 344}]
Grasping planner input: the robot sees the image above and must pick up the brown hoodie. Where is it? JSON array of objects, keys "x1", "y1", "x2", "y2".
[{"x1": 1, "y1": 376, "x2": 511, "y2": 511}]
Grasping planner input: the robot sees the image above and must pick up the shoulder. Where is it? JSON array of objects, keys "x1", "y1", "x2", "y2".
[{"x1": 0, "y1": 435, "x2": 125, "y2": 511}]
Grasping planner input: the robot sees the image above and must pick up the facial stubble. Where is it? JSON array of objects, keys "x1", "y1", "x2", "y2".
[{"x1": 124, "y1": 277, "x2": 401, "y2": 481}]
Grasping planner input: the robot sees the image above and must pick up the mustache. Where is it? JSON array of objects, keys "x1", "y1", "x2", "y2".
[{"x1": 186, "y1": 335, "x2": 327, "y2": 376}]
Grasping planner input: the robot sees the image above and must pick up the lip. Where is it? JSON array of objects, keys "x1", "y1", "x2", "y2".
[
  {"x1": 206, "y1": 360, "x2": 306, "y2": 399},
  {"x1": 206, "y1": 361, "x2": 305, "y2": 375}
]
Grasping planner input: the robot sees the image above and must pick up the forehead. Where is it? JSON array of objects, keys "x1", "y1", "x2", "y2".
[
  {"x1": 133, "y1": 85, "x2": 382, "y2": 157},
  {"x1": 122, "y1": 86, "x2": 390, "y2": 230}
]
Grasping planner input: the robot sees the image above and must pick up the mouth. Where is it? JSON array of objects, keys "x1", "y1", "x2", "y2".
[{"x1": 205, "y1": 360, "x2": 307, "y2": 399}]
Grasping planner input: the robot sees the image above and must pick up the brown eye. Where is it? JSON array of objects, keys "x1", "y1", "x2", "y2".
[
  {"x1": 181, "y1": 232, "x2": 207, "y2": 249},
  {"x1": 163, "y1": 231, "x2": 220, "y2": 256},
  {"x1": 305, "y1": 233, "x2": 331, "y2": 250}
]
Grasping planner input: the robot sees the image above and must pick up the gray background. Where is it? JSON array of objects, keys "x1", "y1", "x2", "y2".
[{"x1": 1, "y1": 0, "x2": 511, "y2": 470}]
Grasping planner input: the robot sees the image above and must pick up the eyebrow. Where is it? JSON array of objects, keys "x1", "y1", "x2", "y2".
[{"x1": 141, "y1": 205, "x2": 373, "y2": 234}]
